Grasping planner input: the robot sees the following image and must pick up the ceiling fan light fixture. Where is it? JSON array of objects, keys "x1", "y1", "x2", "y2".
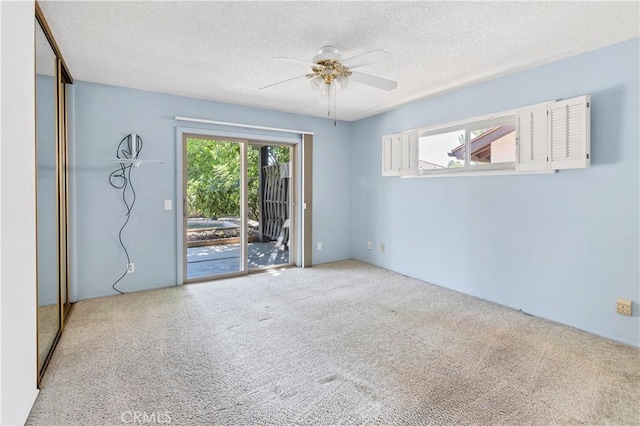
[
  {"x1": 310, "y1": 77, "x2": 323, "y2": 89},
  {"x1": 319, "y1": 82, "x2": 335, "y2": 97},
  {"x1": 336, "y1": 75, "x2": 349, "y2": 90}
]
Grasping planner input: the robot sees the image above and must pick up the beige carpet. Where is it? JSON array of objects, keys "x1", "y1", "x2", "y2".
[{"x1": 27, "y1": 260, "x2": 639, "y2": 425}]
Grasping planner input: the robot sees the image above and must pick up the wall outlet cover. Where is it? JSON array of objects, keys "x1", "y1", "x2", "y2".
[{"x1": 616, "y1": 298, "x2": 632, "y2": 316}]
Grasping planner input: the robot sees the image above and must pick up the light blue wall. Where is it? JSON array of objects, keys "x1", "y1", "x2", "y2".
[
  {"x1": 350, "y1": 38, "x2": 640, "y2": 346},
  {"x1": 70, "y1": 82, "x2": 351, "y2": 300}
]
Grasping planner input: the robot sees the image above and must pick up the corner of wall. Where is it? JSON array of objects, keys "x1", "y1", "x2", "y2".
[{"x1": 1, "y1": 0, "x2": 39, "y2": 424}]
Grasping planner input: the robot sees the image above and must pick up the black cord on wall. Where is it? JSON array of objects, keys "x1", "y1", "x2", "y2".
[{"x1": 108, "y1": 134, "x2": 143, "y2": 294}]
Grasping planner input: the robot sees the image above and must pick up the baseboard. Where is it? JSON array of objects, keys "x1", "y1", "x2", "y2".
[
  {"x1": 567, "y1": 326, "x2": 639, "y2": 348},
  {"x1": 364, "y1": 260, "x2": 640, "y2": 349}
]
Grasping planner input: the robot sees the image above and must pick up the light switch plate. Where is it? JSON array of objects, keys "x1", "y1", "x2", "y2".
[{"x1": 164, "y1": 200, "x2": 172, "y2": 210}]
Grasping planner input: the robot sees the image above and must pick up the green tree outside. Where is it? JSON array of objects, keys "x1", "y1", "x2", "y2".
[{"x1": 186, "y1": 138, "x2": 290, "y2": 220}]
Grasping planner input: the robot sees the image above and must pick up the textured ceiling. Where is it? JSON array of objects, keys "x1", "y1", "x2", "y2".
[{"x1": 39, "y1": 1, "x2": 639, "y2": 121}]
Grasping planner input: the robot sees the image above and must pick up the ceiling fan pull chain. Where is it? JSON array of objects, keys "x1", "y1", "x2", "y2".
[{"x1": 334, "y1": 87, "x2": 337, "y2": 126}]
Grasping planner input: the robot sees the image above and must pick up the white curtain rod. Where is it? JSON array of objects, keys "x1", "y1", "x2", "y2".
[{"x1": 175, "y1": 116, "x2": 313, "y2": 136}]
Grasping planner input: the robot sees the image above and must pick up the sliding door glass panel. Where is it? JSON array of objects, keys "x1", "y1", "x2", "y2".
[
  {"x1": 247, "y1": 144, "x2": 292, "y2": 270},
  {"x1": 186, "y1": 138, "x2": 243, "y2": 280},
  {"x1": 36, "y1": 19, "x2": 60, "y2": 372}
]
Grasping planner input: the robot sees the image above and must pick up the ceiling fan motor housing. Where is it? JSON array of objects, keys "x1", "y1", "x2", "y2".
[
  {"x1": 308, "y1": 46, "x2": 352, "y2": 85},
  {"x1": 312, "y1": 46, "x2": 344, "y2": 63}
]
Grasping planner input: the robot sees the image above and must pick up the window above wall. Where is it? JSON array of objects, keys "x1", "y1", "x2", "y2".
[
  {"x1": 382, "y1": 95, "x2": 590, "y2": 178},
  {"x1": 419, "y1": 115, "x2": 517, "y2": 174},
  {"x1": 419, "y1": 129, "x2": 466, "y2": 170}
]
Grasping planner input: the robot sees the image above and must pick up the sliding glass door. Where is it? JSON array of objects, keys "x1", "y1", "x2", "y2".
[
  {"x1": 182, "y1": 136, "x2": 295, "y2": 282},
  {"x1": 184, "y1": 137, "x2": 246, "y2": 281},
  {"x1": 247, "y1": 143, "x2": 294, "y2": 270}
]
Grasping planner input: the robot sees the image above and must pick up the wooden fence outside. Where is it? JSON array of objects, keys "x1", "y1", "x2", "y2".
[{"x1": 262, "y1": 162, "x2": 290, "y2": 241}]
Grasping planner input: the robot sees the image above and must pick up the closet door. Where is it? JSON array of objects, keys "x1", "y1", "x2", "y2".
[
  {"x1": 35, "y1": 3, "x2": 73, "y2": 384},
  {"x1": 35, "y1": 14, "x2": 60, "y2": 376}
]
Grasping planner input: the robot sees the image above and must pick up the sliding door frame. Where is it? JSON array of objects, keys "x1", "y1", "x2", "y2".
[{"x1": 176, "y1": 126, "x2": 307, "y2": 285}]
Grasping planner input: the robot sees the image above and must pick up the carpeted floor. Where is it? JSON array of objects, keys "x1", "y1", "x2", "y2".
[{"x1": 27, "y1": 260, "x2": 639, "y2": 425}]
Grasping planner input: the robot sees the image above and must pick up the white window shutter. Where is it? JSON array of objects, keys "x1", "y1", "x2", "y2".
[
  {"x1": 516, "y1": 103, "x2": 548, "y2": 171},
  {"x1": 382, "y1": 134, "x2": 402, "y2": 176},
  {"x1": 391, "y1": 134, "x2": 402, "y2": 174},
  {"x1": 549, "y1": 95, "x2": 590, "y2": 170},
  {"x1": 400, "y1": 130, "x2": 419, "y2": 176}
]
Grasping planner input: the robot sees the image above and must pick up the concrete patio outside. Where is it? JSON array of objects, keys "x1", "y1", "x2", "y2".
[{"x1": 187, "y1": 241, "x2": 290, "y2": 280}]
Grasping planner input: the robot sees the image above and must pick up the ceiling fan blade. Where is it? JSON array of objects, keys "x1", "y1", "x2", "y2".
[
  {"x1": 259, "y1": 74, "x2": 307, "y2": 91},
  {"x1": 350, "y1": 71, "x2": 398, "y2": 91},
  {"x1": 341, "y1": 49, "x2": 391, "y2": 69},
  {"x1": 272, "y1": 57, "x2": 319, "y2": 68}
]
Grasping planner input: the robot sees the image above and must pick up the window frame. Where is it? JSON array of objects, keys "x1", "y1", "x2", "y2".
[
  {"x1": 418, "y1": 113, "x2": 517, "y2": 176},
  {"x1": 381, "y1": 95, "x2": 590, "y2": 179}
]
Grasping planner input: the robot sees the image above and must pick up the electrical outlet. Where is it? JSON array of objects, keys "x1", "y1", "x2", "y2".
[
  {"x1": 380, "y1": 243, "x2": 385, "y2": 252},
  {"x1": 317, "y1": 242, "x2": 322, "y2": 250},
  {"x1": 367, "y1": 242, "x2": 372, "y2": 250},
  {"x1": 164, "y1": 200, "x2": 172, "y2": 210},
  {"x1": 616, "y1": 298, "x2": 632, "y2": 316},
  {"x1": 127, "y1": 263, "x2": 135, "y2": 273}
]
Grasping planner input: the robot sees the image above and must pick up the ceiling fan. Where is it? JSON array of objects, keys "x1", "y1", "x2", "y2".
[{"x1": 260, "y1": 46, "x2": 398, "y2": 93}]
